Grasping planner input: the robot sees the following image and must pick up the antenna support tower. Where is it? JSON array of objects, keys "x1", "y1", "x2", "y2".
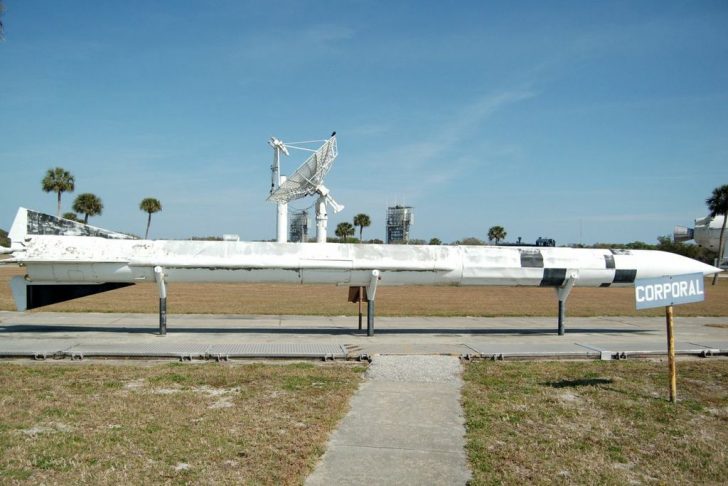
[{"x1": 268, "y1": 137, "x2": 290, "y2": 243}]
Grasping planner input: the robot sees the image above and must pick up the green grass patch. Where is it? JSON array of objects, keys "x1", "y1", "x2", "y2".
[
  {"x1": 463, "y1": 359, "x2": 728, "y2": 484},
  {"x1": 0, "y1": 361, "x2": 364, "y2": 484}
]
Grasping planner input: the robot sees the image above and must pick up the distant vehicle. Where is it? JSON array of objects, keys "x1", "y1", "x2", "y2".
[
  {"x1": 535, "y1": 237, "x2": 556, "y2": 247},
  {"x1": 501, "y1": 237, "x2": 556, "y2": 248}
]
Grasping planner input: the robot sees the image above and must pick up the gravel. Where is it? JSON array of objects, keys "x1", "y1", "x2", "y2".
[{"x1": 365, "y1": 355, "x2": 462, "y2": 384}]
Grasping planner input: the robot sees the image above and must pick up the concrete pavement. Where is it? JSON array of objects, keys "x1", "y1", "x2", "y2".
[{"x1": 305, "y1": 355, "x2": 471, "y2": 485}]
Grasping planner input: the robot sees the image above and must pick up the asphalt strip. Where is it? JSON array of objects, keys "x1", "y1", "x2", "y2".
[{"x1": 305, "y1": 355, "x2": 472, "y2": 485}]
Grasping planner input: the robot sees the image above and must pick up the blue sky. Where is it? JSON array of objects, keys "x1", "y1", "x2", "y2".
[{"x1": 1, "y1": 0, "x2": 727, "y2": 244}]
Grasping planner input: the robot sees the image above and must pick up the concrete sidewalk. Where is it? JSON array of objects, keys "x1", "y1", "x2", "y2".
[{"x1": 306, "y1": 355, "x2": 471, "y2": 485}]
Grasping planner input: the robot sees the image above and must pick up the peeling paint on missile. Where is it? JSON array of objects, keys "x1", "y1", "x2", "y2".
[{"x1": 26, "y1": 210, "x2": 135, "y2": 240}]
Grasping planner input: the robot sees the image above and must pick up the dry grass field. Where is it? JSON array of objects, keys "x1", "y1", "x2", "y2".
[
  {"x1": 1, "y1": 265, "x2": 727, "y2": 316},
  {"x1": 463, "y1": 359, "x2": 728, "y2": 484},
  {"x1": 0, "y1": 361, "x2": 364, "y2": 484}
]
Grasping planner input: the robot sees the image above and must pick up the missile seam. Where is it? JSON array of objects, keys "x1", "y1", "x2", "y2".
[{"x1": 127, "y1": 264, "x2": 453, "y2": 272}]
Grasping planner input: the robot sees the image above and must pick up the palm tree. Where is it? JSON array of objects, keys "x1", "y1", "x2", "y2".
[
  {"x1": 335, "y1": 222, "x2": 355, "y2": 243},
  {"x1": 42, "y1": 167, "x2": 75, "y2": 217},
  {"x1": 62, "y1": 212, "x2": 80, "y2": 222},
  {"x1": 72, "y1": 193, "x2": 103, "y2": 224},
  {"x1": 353, "y1": 213, "x2": 371, "y2": 242},
  {"x1": 140, "y1": 198, "x2": 162, "y2": 239},
  {"x1": 487, "y1": 225, "x2": 507, "y2": 245},
  {"x1": 707, "y1": 184, "x2": 728, "y2": 285}
]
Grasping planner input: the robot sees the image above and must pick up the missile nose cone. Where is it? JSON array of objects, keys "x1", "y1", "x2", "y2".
[
  {"x1": 704, "y1": 263, "x2": 724, "y2": 276},
  {"x1": 669, "y1": 252, "x2": 722, "y2": 276},
  {"x1": 628, "y1": 250, "x2": 723, "y2": 279}
]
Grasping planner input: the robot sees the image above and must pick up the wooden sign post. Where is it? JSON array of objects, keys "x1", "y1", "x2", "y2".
[
  {"x1": 665, "y1": 305, "x2": 677, "y2": 402},
  {"x1": 635, "y1": 273, "x2": 705, "y2": 403}
]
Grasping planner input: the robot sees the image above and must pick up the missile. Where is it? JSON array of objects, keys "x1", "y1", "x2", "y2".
[{"x1": 3, "y1": 208, "x2": 722, "y2": 335}]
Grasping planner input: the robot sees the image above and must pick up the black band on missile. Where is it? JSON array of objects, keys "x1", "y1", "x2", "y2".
[
  {"x1": 520, "y1": 250, "x2": 544, "y2": 268},
  {"x1": 613, "y1": 269, "x2": 637, "y2": 284},
  {"x1": 540, "y1": 268, "x2": 567, "y2": 287},
  {"x1": 604, "y1": 254, "x2": 615, "y2": 269}
]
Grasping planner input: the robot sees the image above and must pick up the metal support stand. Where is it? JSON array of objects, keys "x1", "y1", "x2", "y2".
[
  {"x1": 315, "y1": 196, "x2": 328, "y2": 243},
  {"x1": 366, "y1": 270, "x2": 380, "y2": 337},
  {"x1": 367, "y1": 300, "x2": 375, "y2": 337},
  {"x1": 155, "y1": 266, "x2": 167, "y2": 336},
  {"x1": 358, "y1": 286, "x2": 363, "y2": 331},
  {"x1": 159, "y1": 297, "x2": 167, "y2": 335},
  {"x1": 556, "y1": 273, "x2": 577, "y2": 336}
]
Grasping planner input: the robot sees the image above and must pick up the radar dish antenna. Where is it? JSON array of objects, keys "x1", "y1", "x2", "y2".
[{"x1": 267, "y1": 132, "x2": 342, "y2": 243}]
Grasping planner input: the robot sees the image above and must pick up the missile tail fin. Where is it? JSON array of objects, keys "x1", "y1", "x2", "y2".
[{"x1": 10, "y1": 207, "x2": 137, "y2": 242}]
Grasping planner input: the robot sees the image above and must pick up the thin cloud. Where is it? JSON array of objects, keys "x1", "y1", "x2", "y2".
[
  {"x1": 357, "y1": 88, "x2": 537, "y2": 189},
  {"x1": 441, "y1": 89, "x2": 537, "y2": 144},
  {"x1": 374, "y1": 88, "x2": 536, "y2": 166}
]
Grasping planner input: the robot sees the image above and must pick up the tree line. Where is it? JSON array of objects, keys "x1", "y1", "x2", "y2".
[
  {"x1": 332, "y1": 217, "x2": 508, "y2": 246},
  {"x1": 40, "y1": 167, "x2": 163, "y2": 239}
]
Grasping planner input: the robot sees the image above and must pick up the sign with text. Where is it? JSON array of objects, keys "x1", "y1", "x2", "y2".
[{"x1": 635, "y1": 273, "x2": 705, "y2": 310}]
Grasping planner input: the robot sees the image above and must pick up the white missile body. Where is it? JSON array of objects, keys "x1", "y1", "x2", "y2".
[{"x1": 4, "y1": 208, "x2": 721, "y2": 314}]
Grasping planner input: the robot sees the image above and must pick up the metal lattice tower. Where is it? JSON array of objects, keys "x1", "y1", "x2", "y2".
[
  {"x1": 289, "y1": 210, "x2": 309, "y2": 242},
  {"x1": 386, "y1": 205, "x2": 413, "y2": 244}
]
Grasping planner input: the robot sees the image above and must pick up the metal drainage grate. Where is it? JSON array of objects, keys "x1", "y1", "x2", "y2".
[
  {"x1": 0, "y1": 342, "x2": 73, "y2": 360},
  {"x1": 65, "y1": 343, "x2": 211, "y2": 359},
  {"x1": 207, "y1": 343, "x2": 347, "y2": 359}
]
